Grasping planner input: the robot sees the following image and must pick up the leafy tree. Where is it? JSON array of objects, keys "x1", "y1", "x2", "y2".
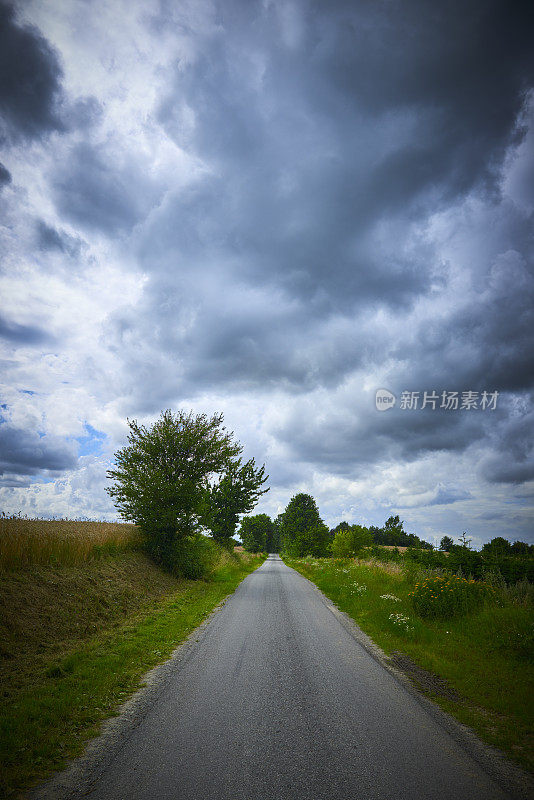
[
  {"x1": 372, "y1": 516, "x2": 407, "y2": 546},
  {"x1": 511, "y1": 540, "x2": 532, "y2": 555},
  {"x1": 332, "y1": 524, "x2": 372, "y2": 558},
  {"x1": 202, "y1": 458, "x2": 268, "y2": 548},
  {"x1": 106, "y1": 409, "x2": 267, "y2": 571},
  {"x1": 370, "y1": 517, "x2": 432, "y2": 549},
  {"x1": 271, "y1": 514, "x2": 284, "y2": 553},
  {"x1": 240, "y1": 514, "x2": 274, "y2": 553},
  {"x1": 330, "y1": 521, "x2": 351, "y2": 536},
  {"x1": 482, "y1": 537, "x2": 512, "y2": 556},
  {"x1": 331, "y1": 528, "x2": 354, "y2": 557},
  {"x1": 351, "y1": 525, "x2": 373, "y2": 554},
  {"x1": 265, "y1": 516, "x2": 281, "y2": 552},
  {"x1": 440, "y1": 536, "x2": 454, "y2": 551},
  {"x1": 280, "y1": 493, "x2": 330, "y2": 557}
]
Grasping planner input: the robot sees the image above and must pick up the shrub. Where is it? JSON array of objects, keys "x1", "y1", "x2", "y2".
[
  {"x1": 331, "y1": 525, "x2": 372, "y2": 558},
  {"x1": 169, "y1": 535, "x2": 219, "y2": 580},
  {"x1": 409, "y1": 574, "x2": 494, "y2": 618},
  {"x1": 331, "y1": 529, "x2": 354, "y2": 558}
]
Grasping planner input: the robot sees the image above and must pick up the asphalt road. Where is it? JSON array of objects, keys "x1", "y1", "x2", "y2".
[{"x1": 41, "y1": 554, "x2": 516, "y2": 799}]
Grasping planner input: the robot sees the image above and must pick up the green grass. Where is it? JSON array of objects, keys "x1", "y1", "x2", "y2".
[
  {"x1": 284, "y1": 555, "x2": 534, "y2": 774},
  {"x1": 0, "y1": 550, "x2": 265, "y2": 799}
]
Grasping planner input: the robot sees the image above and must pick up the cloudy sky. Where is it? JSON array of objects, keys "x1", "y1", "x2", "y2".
[{"x1": 1, "y1": 0, "x2": 533, "y2": 547}]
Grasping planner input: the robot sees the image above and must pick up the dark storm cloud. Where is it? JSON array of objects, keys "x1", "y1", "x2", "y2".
[
  {"x1": 0, "y1": 161, "x2": 11, "y2": 186},
  {"x1": 0, "y1": 424, "x2": 77, "y2": 478},
  {"x1": 479, "y1": 406, "x2": 534, "y2": 485},
  {"x1": 104, "y1": 0, "x2": 534, "y2": 493},
  {"x1": 154, "y1": 0, "x2": 533, "y2": 298},
  {"x1": 0, "y1": 314, "x2": 51, "y2": 345},
  {"x1": 0, "y1": 1, "x2": 65, "y2": 142},
  {"x1": 273, "y1": 396, "x2": 492, "y2": 478}
]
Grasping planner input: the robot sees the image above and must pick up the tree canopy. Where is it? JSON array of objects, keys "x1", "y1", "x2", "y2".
[
  {"x1": 331, "y1": 524, "x2": 372, "y2": 557},
  {"x1": 201, "y1": 458, "x2": 268, "y2": 548},
  {"x1": 240, "y1": 514, "x2": 275, "y2": 553},
  {"x1": 280, "y1": 493, "x2": 330, "y2": 556},
  {"x1": 106, "y1": 409, "x2": 268, "y2": 569}
]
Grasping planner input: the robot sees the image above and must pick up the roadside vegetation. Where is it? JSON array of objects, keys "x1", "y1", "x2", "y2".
[
  {"x1": 259, "y1": 492, "x2": 533, "y2": 774},
  {"x1": 0, "y1": 515, "x2": 141, "y2": 570},
  {"x1": 0, "y1": 528, "x2": 264, "y2": 798},
  {"x1": 1, "y1": 408, "x2": 270, "y2": 798},
  {"x1": 284, "y1": 555, "x2": 533, "y2": 773},
  {"x1": 236, "y1": 492, "x2": 534, "y2": 772},
  {"x1": 107, "y1": 409, "x2": 268, "y2": 577}
]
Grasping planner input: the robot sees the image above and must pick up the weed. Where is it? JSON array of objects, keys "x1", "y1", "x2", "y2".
[{"x1": 409, "y1": 574, "x2": 494, "y2": 618}]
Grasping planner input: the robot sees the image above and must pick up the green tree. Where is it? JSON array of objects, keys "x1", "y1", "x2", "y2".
[
  {"x1": 332, "y1": 524, "x2": 372, "y2": 557},
  {"x1": 482, "y1": 536, "x2": 512, "y2": 557},
  {"x1": 265, "y1": 516, "x2": 280, "y2": 552},
  {"x1": 330, "y1": 521, "x2": 351, "y2": 535},
  {"x1": 280, "y1": 493, "x2": 330, "y2": 557},
  {"x1": 240, "y1": 514, "x2": 274, "y2": 553},
  {"x1": 106, "y1": 409, "x2": 267, "y2": 571},
  {"x1": 440, "y1": 536, "x2": 454, "y2": 551},
  {"x1": 202, "y1": 458, "x2": 268, "y2": 548}
]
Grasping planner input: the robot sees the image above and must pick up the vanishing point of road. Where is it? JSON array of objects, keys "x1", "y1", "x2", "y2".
[{"x1": 37, "y1": 555, "x2": 520, "y2": 800}]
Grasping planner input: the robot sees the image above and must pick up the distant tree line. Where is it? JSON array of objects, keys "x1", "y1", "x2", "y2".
[{"x1": 238, "y1": 495, "x2": 533, "y2": 584}]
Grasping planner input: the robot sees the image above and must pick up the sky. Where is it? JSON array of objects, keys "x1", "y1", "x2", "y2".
[{"x1": 0, "y1": 0, "x2": 533, "y2": 548}]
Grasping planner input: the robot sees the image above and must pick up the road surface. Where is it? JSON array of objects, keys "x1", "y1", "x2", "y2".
[{"x1": 38, "y1": 554, "x2": 517, "y2": 799}]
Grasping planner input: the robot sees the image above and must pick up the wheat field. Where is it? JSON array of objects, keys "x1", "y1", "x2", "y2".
[{"x1": 0, "y1": 515, "x2": 141, "y2": 571}]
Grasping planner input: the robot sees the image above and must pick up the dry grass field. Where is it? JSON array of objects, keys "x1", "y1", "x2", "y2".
[{"x1": 0, "y1": 516, "x2": 141, "y2": 571}]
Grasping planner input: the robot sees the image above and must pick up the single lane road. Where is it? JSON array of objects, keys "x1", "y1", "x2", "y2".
[{"x1": 36, "y1": 554, "x2": 517, "y2": 799}]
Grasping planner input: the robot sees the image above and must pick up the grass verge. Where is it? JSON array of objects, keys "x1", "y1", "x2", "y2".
[
  {"x1": 1, "y1": 549, "x2": 265, "y2": 798},
  {"x1": 284, "y1": 555, "x2": 534, "y2": 774},
  {"x1": 0, "y1": 517, "x2": 141, "y2": 570}
]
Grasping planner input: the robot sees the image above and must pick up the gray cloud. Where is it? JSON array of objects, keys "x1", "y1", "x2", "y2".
[
  {"x1": 0, "y1": 161, "x2": 11, "y2": 186},
  {"x1": 2, "y1": 0, "x2": 533, "y2": 534},
  {"x1": 429, "y1": 486, "x2": 473, "y2": 506},
  {"x1": 0, "y1": 314, "x2": 52, "y2": 345},
  {"x1": 0, "y1": 1, "x2": 65, "y2": 142},
  {"x1": 36, "y1": 220, "x2": 83, "y2": 257},
  {"x1": 65, "y1": 95, "x2": 103, "y2": 129},
  {"x1": 0, "y1": 424, "x2": 77, "y2": 478},
  {"x1": 97, "y1": 0, "x2": 532, "y2": 492},
  {"x1": 53, "y1": 142, "x2": 162, "y2": 234}
]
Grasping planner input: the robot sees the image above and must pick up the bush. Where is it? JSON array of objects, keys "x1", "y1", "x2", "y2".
[
  {"x1": 409, "y1": 574, "x2": 494, "y2": 618},
  {"x1": 331, "y1": 525, "x2": 372, "y2": 558},
  {"x1": 331, "y1": 529, "x2": 354, "y2": 558},
  {"x1": 169, "y1": 535, "x2": 219, "y2": 580}
]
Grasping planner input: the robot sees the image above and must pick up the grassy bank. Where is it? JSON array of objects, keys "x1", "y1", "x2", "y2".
[
  {"x1": 284, "y1": 556, "x2": 534, "y2": 774},
  {"x1": 0, "y1": 547, "x2": 264, "y2": 798},
  {"x1": 0, "y1": 516, "x2": 141, "y2": 570}
]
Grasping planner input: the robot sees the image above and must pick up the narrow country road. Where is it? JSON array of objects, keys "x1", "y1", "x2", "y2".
[{"x1": 38, "y1": 555, "x2": 515, "y2": 799}]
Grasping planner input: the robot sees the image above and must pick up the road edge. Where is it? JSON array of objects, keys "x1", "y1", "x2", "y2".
[
  {"x1": 286, "y1": 562, "x2": 534, "y2": 800},
  {"x1": 28, "y1": 567, "x2": 260, "y2": 800}
]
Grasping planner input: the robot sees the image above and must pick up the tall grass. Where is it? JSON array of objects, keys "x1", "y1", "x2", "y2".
[{"x1": 0, "y1": 515, "x2": 141, "y2": 571}]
